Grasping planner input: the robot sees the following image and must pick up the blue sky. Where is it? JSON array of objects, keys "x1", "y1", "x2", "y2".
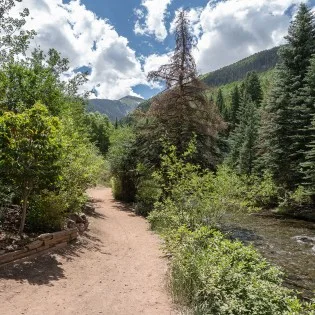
[{"x1": 16, "y1": 0, "x2": 315, "y2": 99}]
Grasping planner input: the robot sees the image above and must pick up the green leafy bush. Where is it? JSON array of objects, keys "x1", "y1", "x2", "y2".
[
  {"x1": 167, "y1": 226, "x2": 313, "y2": 315},
  {"x1": 84, "y1": 112, "x2": 113, "y2": 155},
  {"x1": 135, "y1": 164, "x2": 162, "y2": 216},
  {"x1": 245, "y1": 171, "x2": 279, "y2": 208},
  {"x1": 27, "y1": 191, "x2": 68, "y2": 232},
  {"x1": 108, "y1": 127, "x2": 138, "y2": 202},
  {"x1": 111, "y1": 176, "x2": 123, "y2": 200},
  {"x1": 148, "y1": 143, "x2": 258, "y2": 232},
  {"x1": 277, "y1": 185, "x2": 312, "y2": 213},
  {"x1": 57, "y1": 116, "x2": 106, "y2": 213}
]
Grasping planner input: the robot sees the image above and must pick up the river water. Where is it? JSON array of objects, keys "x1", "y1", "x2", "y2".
[{"x1": 219, "y1": 213, "x2": 315, "y2": 299}]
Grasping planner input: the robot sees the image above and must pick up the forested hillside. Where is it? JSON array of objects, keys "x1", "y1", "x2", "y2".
[{"x1": 201, "y1": 46, "x2": 280, "y2": 86}]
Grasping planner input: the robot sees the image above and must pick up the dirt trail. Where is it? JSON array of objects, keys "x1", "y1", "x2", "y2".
[{"x1": 0, "y1": 187, "x2": 176, "y2": 315}]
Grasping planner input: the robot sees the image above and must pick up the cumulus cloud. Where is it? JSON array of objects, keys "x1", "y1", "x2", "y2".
[
  {"x1": 192, "y1": 0, "x2": 311, "y2": 73},
  {"x1": 134, "y1": 0, "x2": 172, "y2": 41},
  {"x1": 15, "y1": 0, "x2": 147, "y2": 99}
]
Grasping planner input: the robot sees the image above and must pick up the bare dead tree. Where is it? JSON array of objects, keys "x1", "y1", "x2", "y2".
[{"x1": 146, "y1": 10, "x2": 225, "y2": 169}]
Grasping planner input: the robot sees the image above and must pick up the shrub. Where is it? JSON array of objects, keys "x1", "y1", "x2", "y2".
[
  {"x1": 135, "y1": 172, "x2": 162, "y2": 216},
  {"x1": 147, "y1": 140, "x2": 315, "y2": 314},
  {"x1": 247, "y1": 171, "x2": 279, "y2": 208},
  {"x1": 57, "y1": 117, "x2": 106, "y2": 213},
  {"x1": 167, "y1": 226, "x2": 313, "y2": 315},
  {"x1": 277, "y1": 185, "x2": 312, "y2": 213},
  {"x1": 27, "y1": 191, "x2": 68, "y2": 232},
  {"x1": 148, "y1": 144, "x2": 258, "y2": 232},
  {"x1": 108, "y1": 127, "x2": 137, "y2": 202},
  {"x1": 111, "y1": 176, "x2": 123, "y2": 200}
]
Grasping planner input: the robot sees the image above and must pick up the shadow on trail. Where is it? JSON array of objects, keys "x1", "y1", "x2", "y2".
[
  {"x1": 0, "y1": 192, "x2": 109, "y2": 287},
  {"x1": 111, "y1": 199, "x2": 138, "y2": 218},
  {"x1": 86, "y1": 210, "x2": 108, "y2": 220},
  {"x1": 0, "y1": 229, "x2": 104, "y2": 286},
  {"x1": 0, "y1": 254, "x2": 65, "y2": 285}
]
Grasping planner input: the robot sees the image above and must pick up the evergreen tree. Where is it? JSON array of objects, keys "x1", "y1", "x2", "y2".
[
  {"x1": 257, "y1": 3, "x2": 315, "y2": 187},
  {"x1": 228, "y1": 97, "x2": 259, "y2": 175},
  {"x1": 115, "y1": 117, "x2": 118, "y2": 129},
  {"x1": 146, "y1": 10, "x2": 224, "y2": 169},
  {"x1": 238, "y1": 101, "x2": 259, "y2": 175},
  {"x1": 302, "y1": 117, "x2": 315, "y2": 197},
  {"x1": 216, "y1": 88, "x2": 228, "y2": 120},
  {"x1": 243, "y1": 71, "x2": 263, "y2": 105},
  {"x1": 300, "y1": 56, "x2": 315, "y2": 195},
  {"x1": 230, "y1": 85, "x2": 241, "y2": 129}
]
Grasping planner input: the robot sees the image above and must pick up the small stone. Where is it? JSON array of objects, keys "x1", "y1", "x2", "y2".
[
  {"x1": 77, "y1": 223, "x2": 85, "y2": 233},
  {"x1": 67, "y1": 219, "x2": 76, "y2": 229}
]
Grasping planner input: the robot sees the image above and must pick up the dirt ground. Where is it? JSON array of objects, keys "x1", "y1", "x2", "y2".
[{"x1": 0, "y1": 187, "x2": 176, "y2": 315}]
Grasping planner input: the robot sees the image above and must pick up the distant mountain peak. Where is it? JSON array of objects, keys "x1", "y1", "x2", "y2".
[
  {"x1": 87, "y1": 95, "x2": 144, "y2": 121},
  {"x1": 119, "y1": 95, "x2": 143, "y2": 102}
]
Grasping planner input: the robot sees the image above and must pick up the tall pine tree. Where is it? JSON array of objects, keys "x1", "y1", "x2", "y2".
[
  {"x1": 145, "y1": 10, "x2": 224, "y2": 169},
  {"x1": 230, "y1": 85, "x2": 241, "y2": 130},
  {"x1": 243, "y1": 72, "x2": 263, "y2": 105},
  {"x1": 302, "y1": 117, "x2": 315, "y2": 197},
  {"x1": 300, "y1": 55, "x2": 315, "y2": 196},
  {"x1": 216, "y1": 88, "x2": 228, "y2": 120},
  {"x1": 228, "y1": 96, "x2": 259, "y2": 175},
  {"x1": 257, "y1": 3, "x2": 315, "y2": 188},
  {"x1": 227, "y1": 71, "x2": 262, "y2": 174}
]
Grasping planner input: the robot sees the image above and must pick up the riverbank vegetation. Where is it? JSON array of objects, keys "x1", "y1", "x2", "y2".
[{"x1": 108, "y1": 5, "x2": 315, "y2": 313}]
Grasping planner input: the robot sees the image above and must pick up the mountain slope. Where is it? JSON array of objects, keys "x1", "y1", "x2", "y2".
[
  {"x1": 88, "y1": 96, "x2": 143, "y2": 121},
  {"x1": 201, "y1": 46, "x2": 280, "y2": 87}
]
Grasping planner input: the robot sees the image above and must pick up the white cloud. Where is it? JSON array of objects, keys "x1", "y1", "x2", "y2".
[
  {"x1": 134, "y1": 0, "x2": 172, "y2": 42},
  {"x1": 192, "y1": 0, "x2": 311, "y2": 73},
  {"x1": 15, "y1": 0, "x2": 147, "y2": 99},
  {"x1": 141, "y1": 53, "x2": 172, "y2": 89}
]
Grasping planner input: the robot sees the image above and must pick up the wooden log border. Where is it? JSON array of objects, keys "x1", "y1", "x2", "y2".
[{"x1": 0, "y1": 228, "x2": 78, "y2": 267}]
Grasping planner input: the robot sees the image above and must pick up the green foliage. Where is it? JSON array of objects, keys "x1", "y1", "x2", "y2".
[
  {"x1": 135, "y1": 164, "x2": 162, "y2": 216},
  {"x1": 57, "y1": 116, "x2": 106, "y2": 213},
  {"x1": 277, "y1": 186, "x2": 312, "y2": 213},
  {"x1": 229, "y1": 85, "x2": 241, "y2": 129},
  {"x1": 108, "y1": 126, "x2": 137, "y2": 202},
  {"x1": 0, "y1": 0, "x2": 36, "y2": 63},
  {"x1": 0, "y1": 103, "x2": 62, "y2": 233},
  {"x1": 148, "y1": 141, "x2": 257, "y2": 232},
  {"x1": 27, "y1": 190, "x2": 68, "y2": 232},
  {"x1": 243, "y1": 71, "x2": 263, "y2": 105},
  {"x1": 167, "y1": 226, "x2": 313, "y2": 315},
  {"x1": 145, "y1": 139, "x2": 314, "y2": 313},
  {"x1": 84, "y1": 112, "x2": 113, "y2": 155},
  {"x1": 216, "y1": 88, "x2": 228, "y2": 119},
  {"x1": 0, "y1": 50, "x2": 66, "y2": 114},
  {"x1": 228, "y1": 99, "x2": 259, "y2": 175},
  {"x1": 300, "y1": 58, "x2": 315, "y2": 196},
  {"x1": 246, "y1": 171, "x2": 279, "y2": 208},
  {"x1": 0, "y1": 48, "x2": 89, "y2": 116}
]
